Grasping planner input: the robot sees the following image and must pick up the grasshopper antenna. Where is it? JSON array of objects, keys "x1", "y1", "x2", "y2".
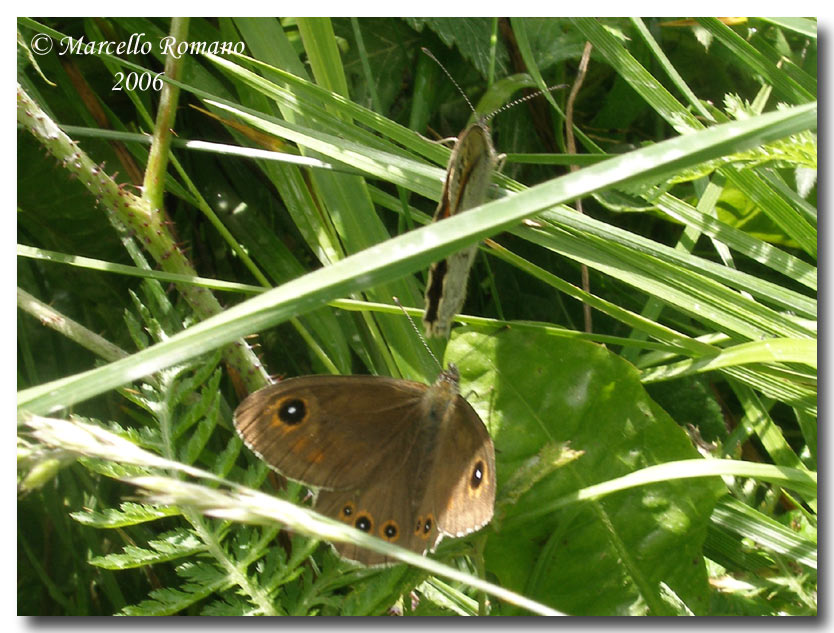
[
  {"x1": 482, "y1": 82, "x2": 567, "y2": 124},
  {"x1": 421, "y1": 47, "x2": 477, "y2": 116},
  {"x1": 421, "y1": 47, "x2": 566, "y2": 124}
]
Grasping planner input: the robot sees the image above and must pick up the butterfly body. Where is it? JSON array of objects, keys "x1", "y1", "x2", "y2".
[{"x1": 233, "y1": 365, "x2": 495, "y2": 565}]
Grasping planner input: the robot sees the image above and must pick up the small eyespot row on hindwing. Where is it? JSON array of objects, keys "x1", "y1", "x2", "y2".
[
  {"x1": 414, "y1": 514, "x2": 434, "y2": 540},
  {"x1": 340, "y1": 503, "x2": 398, "y2": 542},
  {"x1": 338, "y1": 502, "x2": 373, "y2": 533},
  {"x1": 354, "y1": 514, "x2": 373, "y2": 533},
  {"x1": 381, "y1": 521, "x2": 400, "y2": 543},
  {"x1": 274, "y1": 397, "x2": 307, "y2": 426}
]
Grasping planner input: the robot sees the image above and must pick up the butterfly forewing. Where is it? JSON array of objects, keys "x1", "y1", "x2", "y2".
[{"x1": 233, "y1": 376, "x2": 430, "y2": 490}]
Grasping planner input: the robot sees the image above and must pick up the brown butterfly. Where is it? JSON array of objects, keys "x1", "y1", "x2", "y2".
[{"x1": 233, "y1": 365, "x2": 495, "y2": 565}]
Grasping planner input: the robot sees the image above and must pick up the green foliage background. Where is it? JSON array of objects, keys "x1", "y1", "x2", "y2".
[{"x1": 17, "y1": 17, "x2": 816, "y2": 615}]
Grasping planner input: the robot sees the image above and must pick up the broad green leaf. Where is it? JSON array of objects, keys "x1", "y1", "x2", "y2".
[{"x1": 450, "y1": 328, "x2": 724, "y2": 615}]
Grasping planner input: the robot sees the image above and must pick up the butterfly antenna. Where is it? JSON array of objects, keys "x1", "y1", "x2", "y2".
[
  {"x1": 392, "y1": 296, "x2": 442, "y2": 370},
  {"x1": 421, "y1": 47, "x2": 477, "y2": 116}
]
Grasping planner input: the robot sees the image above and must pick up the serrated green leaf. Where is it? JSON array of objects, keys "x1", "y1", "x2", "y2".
[
  {"x1": 89, "y1": 530, "x2": 206, "y2": 569},
  {"x1": 179, "y1": 390, "x2": 220, "y2": 465},
  {"x1": 120, "y1": 584, "x2": 213, "y2": 616},
  {"x1": 201, "y1": 594, "x2": 252, "y2": 616},
  {"x1": 77, "y1": 457, "x2": 152, "y2": 479},
  {"x1": 71, "y1": 502, "x2": 181, "y2": 528},
  {"x1": 170, "y1": 352, "x2": 223, "y2": 410}
]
